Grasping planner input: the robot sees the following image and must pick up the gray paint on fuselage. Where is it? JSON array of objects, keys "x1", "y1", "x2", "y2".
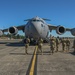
[
  {"x1": 25, "y1": 21, "x2": 40, "y2": 39},
  {"x1": 24, "y1": 16, "x2": 49, "y2": 39}
]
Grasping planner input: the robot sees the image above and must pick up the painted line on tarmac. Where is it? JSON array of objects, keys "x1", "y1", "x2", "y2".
[{"x1": 29, "y1": 46, "x2": 38, "y2": 75}]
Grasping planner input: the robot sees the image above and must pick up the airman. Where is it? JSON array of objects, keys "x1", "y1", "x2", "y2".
[
  {"x1": 37, "y1": 37, "x2": 43, "y2": 54},
  {"x1": 61, "y1": 37, "x2": 66, "y2": 52},
  {"x1": 56, "y1": 36, "x2": 60, "y2": 52},
  {"x1": 50, "y1": 36, "x2": 56, "y2": 54},
  {"x1": 24, "y1": 37, "x2": 30, "y2": 54},
  {"x1": 73, "y1": 38, "x2": 75, "y2": 53},
  {"x1": 66, "y1": 38, "x2": 70, "y2": 52}
]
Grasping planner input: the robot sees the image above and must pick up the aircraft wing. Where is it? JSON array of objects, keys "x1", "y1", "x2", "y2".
[
  {"x1": 48, "y1": 24, "x2": 71, "y2": 31},
  {"x1": 48, "y1": 24, "x2": 57, "y2": 30},
  {"x1": 0, "y1": 24, "x2": 26, "y2": 35},
  {"x1": 2, "y1": 24, "x2": 25, "y2": 32},
  {"x1": 47, "y1": 24, "x2": 75, "y2": 36}
]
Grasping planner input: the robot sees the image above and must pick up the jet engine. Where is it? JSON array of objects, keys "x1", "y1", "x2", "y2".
[
  {"x1": 8, "y1": 26, "x2": 18, "y2": 35},
  {"x1": 0, "y1": 30, "x2": 3, "y2": 36},
  {"x1": 71, "y1": 28, "x2": 75, "y2": 36},
  {"x1": 56, "y1": 25, "x2": 66, "y2": 35}
]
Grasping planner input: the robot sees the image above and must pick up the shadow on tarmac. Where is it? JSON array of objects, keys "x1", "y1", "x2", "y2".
[
  {"x1": 69, "y1": 52, "x2": 75, "y2": 55},
  {"x1": 10, "y1": 53, "x2": 26, "y2": 55},
  {"x1": 10, "y1": 53, "x2": 34, "y2": 55},
  {"x1": 5, "y1": 43, "x2": 35, "y2": 47},
  {"x1": 6, "y1": 43, "x2": 25, "y2": 47},
  {"x1": 0, "y1": 41, "x2": 25, "y2": 47}
]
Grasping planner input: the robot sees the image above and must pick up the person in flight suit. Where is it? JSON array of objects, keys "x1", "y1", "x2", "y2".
[
  {"x1": 73, "y1": 38, "x2": 75, "y2": 53},
  {"x1": 56, "y1": 36, "x2": 60, "y2": 52},
  {"x1": 24, "y1": 37, "x2": 30, "y2": 54},
  {"x1": 37, "y1": 37, "x2": 43, "y2": 54},
  {"x1": 61, "y1": 37, "x2": 66, "y2": 52},
  {"x1": 66, "y1": 38, "x2": 70, "y2": 52},
  {"x1": 50, "y1": 36, "x2": 56, "y2": 54}
]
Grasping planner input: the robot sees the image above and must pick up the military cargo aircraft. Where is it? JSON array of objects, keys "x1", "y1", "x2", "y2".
[{"x1": 0, "y1": 16, "x2": 75, "y2": 40}]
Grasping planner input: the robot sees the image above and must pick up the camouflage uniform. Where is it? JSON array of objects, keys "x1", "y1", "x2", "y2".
[
  {"x1": 66, "y1": 38, "x2": 70, "y2": 52},
  {"x1": 50, "y1": 36, "x2": 56, "y2": 54},
  {"x1": 25, "y1": 37, "x2": 30, "y2": 54},
  {"x1": 61, "y1": 38, "x2": 66, "y2": 52},
  {"x1": 73, "y1": 38, "x2": 75, "y2": 52},
  {"x1": 56, "y1": 36, "x2": 60, "y2": 52},
  {"x1": 38, "y1": 38, "x2": 43, "y2": 54}
]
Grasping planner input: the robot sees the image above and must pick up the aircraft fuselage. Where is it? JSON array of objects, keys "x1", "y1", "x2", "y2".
[{"x1": 24, "y1": 17, "x2": 49, "y2": 39}]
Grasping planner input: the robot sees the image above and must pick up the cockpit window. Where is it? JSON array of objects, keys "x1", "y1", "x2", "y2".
[
  {"x1": 37, "y1": 20, "x2": 40, "y2": 22},
  {"x1": 32, "y1": 19, "x2": 40, "y2": 22},
  {"x1": 32, "y1": 19, "x2": 44, "y2": 23},
  {"x1": 32, "y1": 19, "x2": 36, "y2": 22}
]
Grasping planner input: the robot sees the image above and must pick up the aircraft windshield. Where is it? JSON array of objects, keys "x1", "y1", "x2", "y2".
[
  {"x1": 32, "y1": 19, "x2": 44, "y2": 23},
  {"x1": 32, "y1": 19, "x2": 40, "y2": 22}
]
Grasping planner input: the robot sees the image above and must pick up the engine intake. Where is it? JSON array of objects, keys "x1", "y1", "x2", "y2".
[
  {"x1": 56, "y1": 25, "x2": 66, "y2": 35},
  {"x1": 8, "y1": 26, "x2": 18, "y2": 35},
  {"x1": 0, "y1": 30, "x2": 3, "y2": 36}
]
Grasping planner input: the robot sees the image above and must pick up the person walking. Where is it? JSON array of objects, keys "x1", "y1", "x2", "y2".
[{"x1": 24, "y1": 37, "x2": 30, "y2": 54}]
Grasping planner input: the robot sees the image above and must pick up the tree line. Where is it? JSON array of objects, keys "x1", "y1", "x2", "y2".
[{"x1": 0, "y1": 34, "x2": 25, "y2": 39}]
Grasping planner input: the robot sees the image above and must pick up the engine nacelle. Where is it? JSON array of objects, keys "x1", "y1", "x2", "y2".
[
  {"x1": 0, "y1": 30, "x2": 3, "y2": 36},
  {"x1": 71, "y1": 28, "x2": 75, "y2": 36},
  {"x1": 56, "y1": 25, "x2": 66, "y2": 35},
  {"x1": 8, "y1": 26, "x2": 18, "y2": 35}
]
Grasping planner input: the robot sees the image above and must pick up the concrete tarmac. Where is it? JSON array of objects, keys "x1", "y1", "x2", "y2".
[{"x1": 0, "y1": 39, "x2": 75, "y2": 75}]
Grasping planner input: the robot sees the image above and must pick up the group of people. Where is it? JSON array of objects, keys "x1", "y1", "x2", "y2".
[
  {"x1": 50, "y1": 36, "x2": 70, "y2": 54},
  {"x1": 23, "y1": 36, "x2": 75, "y2": 55},
  {"x1": 23, "y1": 37, "x2": 43, "y2": 54}
]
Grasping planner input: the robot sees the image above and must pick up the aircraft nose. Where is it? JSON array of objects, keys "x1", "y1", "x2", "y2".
[
  {"x1": 31, "y1": 22, "x2": 40, "y2": 30},
  {"x1": 30, "y1": 22, "x2": 40, "y2": 38},
  {"x1": 31, "y1": 22, "x2": 42, "y2": 33},
  {"x1": 32, "y1": 22, "x2": 41, "y2": 33}
]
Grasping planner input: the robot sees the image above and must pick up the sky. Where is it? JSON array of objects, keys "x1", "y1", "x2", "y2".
[{"x1": 0, "y1": 0, "x2": 75, "y2": 37}]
